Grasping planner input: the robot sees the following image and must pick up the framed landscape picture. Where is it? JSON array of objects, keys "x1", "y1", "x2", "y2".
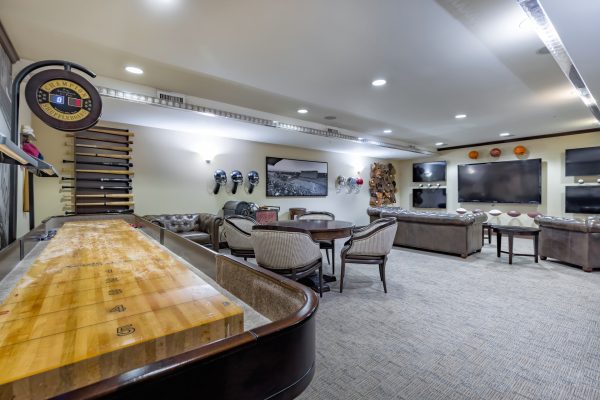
[{"x1": 266, "y1": 157, "x2": 328, "y2": 197}]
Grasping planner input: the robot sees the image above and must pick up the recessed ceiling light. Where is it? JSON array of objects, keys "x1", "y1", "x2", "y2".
[
  {"x1": 455, "y1": 114, "x2": 467, "y2": 119},
  {"x1": 435, "y1": 142, "x2": 446, "y2": 146},
  {"x1": 371, "y1": 79, "x2": 387, "y2": 87},
  {"x1": 324, "y1": 115, "x2": 337, "y2": 120},
  {"x1": 297, "y1": 109, "x2": 308, "y2": 114},
  {"x1": 125, "y1": 66, "x2": 144, "y2": 74},
  {"x1": 383, "y1": 129, "x2": 392, "y2": 134},
  {"x1": 499, "y1": 132, "x2": 512, "y2": 137}
]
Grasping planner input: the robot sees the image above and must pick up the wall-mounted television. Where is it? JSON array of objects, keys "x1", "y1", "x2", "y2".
[
  {"x1": 413, "y1": 188, "x2": 447, "y2": 209},
  {"x1": 565, "y1": 186, "x2": 600, "y2": 213},
  {"x1": 565, "y1": 146, "x2": 600, "y2": 176},
  {"x1": 266, "y1": 157, "x2": 328, "y2": 197},
  {"x1": 458, "y1": 159, "x2": 542, "y2": 204},
  {"x1": 413, "y1": 161, "x2": 446, "y2": 182}
]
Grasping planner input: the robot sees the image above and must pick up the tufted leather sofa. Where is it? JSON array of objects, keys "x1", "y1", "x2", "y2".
[
  {"x1": 143, "y1": 213, "x2": 222, "y2": 250},
  {"x1": 368, "y1": 207, "x2": 487, "y2": 258},
  {"x1": 535, "y1": 215, "x2": 600, "y2": 272}
]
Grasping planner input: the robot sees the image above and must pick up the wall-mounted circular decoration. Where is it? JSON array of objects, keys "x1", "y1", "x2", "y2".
[
  {"x1": 490, "y1": 148, "x2": 502, "y2": 157},
  {"x1": 25, "y1": 69, "x2": 102, "y2": 131},
  {"x1": 468, "y1": 150, "x2": 479, "y2": 159},
  {"x1": 230, "y1": 170, "x2": 243, "y2": 194},
  {"x1": 213, "y1": 169, "x2": 227, "y2": 194},
  {"x1": 513, "y1": 145, "x2": 527, "y2": 156}
]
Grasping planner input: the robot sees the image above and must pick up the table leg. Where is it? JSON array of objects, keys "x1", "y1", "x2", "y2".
[
  {"x1": 534, "y1": 233, "x2": 539, "y2": 263},
  {"x1": 488, "y1": 226, "x2": 492, "y2": 244},
  {"x1": 482, "y1": 226, "x2": 485, "y2": 246},
  {"x1": 508, "y1": 233, "x2": 514, "y2": 265},
  {"x1": 496, "y1": 231, "x2": 501, "y2": 258}
]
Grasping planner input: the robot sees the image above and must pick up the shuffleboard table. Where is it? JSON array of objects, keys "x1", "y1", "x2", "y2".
[{"x1": 0, "y1": 214, "x2": 318, "y2": 400}]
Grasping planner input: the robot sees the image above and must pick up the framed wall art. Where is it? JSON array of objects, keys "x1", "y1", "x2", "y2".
[{"x1": 266, "y1": 157, "x2": 328, "y2": 197}]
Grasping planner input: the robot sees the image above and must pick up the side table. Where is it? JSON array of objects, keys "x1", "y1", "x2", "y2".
[{"x1": 493, "y1": 225, "x2": 541, "y2": 264}]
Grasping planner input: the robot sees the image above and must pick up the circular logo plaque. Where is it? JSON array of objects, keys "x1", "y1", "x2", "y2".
[{"x1": 25, "y1": 69, "x2": 102, "y2": 131}]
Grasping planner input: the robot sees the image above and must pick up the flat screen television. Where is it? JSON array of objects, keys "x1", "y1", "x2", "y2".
[
  {"x1": 458, "y1": 159, "x2": 542, "y2": 204},
  {"x1": 412, "y1": 161, "x2": 446, "y2": 182},
  {"x1": 413, "y1": 188, "x2": 447, "y2": 208},
  {"x1": 565, "y1": 186, "x2": 600, "y2": 213},
  {"x1": 565, "y1": 146, "x2": 600, "y2": 176}
]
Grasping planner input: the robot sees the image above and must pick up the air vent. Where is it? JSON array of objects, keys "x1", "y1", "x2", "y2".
[{"x1": 157, "y1": 90, "x2": 186, "y2": 104}]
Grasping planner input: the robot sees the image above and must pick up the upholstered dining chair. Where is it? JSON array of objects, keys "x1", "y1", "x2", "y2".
[
  {"x1": 339, "y1": 217, "x2": 397, "y2": 293},
  {"x1": 251, "y1": 225, "x2": 323, "y2": 297},
  {"x1": 298, "y1": 211, "x2": 336, "y2": 273},
  {"x1": 223, "y1": 215, "x2": 257, "y2": 260}
]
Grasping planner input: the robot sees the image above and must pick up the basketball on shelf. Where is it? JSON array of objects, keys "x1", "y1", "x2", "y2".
[
  {"x1": 490, "y1": 148, "x2": 502, "y2": 157},
  {"x1": 468, "y1": 150, "x2": 479, "y2": 159},
  {"x1": 514, "y1": 145, "x2": 527, "y2": 156}
]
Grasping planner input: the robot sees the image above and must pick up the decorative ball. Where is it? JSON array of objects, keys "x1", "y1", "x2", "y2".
[
  {"x1": 456, "y1": 208, "x2": 468, "y2": 214},
  {"x1": 356, "y1": 177, "x2": 364, "y2": 185},
  {"x1": 507, "y1": 210, "x2": 521, "y2": 217},
  {"x1": 473, "y1": 209, "x2": 483, "y2": 213},
  {"x1": 527, "y1": 211, "x2": 542, "y2": 218},
  {"x1": 489, "y1": 209, "x2": 503, "y2": 216},
  {"x1": 490, "y1": 148, "x2": 502, "y2": 157},
  {"x1": 468, "y1": 150, "x2": 479, "y2": 159},
  {"x1": 578, "y1": 179, "x2": 584, "y2": 184},
  {"x1": 514, "y1": 145, "x2": 527, "y2": 156}
]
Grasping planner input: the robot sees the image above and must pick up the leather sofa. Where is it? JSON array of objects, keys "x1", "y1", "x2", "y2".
[
  {"x1": 368, "y1": 207, "x2": 487, "y2": 258},
  {"x1": 143, "y1": 213, "x2": 222, "y2": 250},
  {"x1": 535, "y1": 215, "x2": 600, "y2": 272}
]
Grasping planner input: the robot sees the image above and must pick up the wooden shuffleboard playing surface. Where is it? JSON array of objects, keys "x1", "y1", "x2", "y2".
[{"x1": 0, "y1": 219, "x2": 244, "y2": 399}]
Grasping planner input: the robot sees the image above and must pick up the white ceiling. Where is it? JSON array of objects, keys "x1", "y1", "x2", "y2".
[{"x1": 1, "y1": 0, "x2": 598, "y2": 150}]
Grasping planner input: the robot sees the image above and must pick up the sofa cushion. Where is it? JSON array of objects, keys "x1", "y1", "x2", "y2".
[
  {"x1": 367, "y1": 206, "x2": 402, "y2": 217},
  {"x1": 179, "y1": 231, "x2": 211, "y2": 244},
  {"x1": 381, "y1": 210, "x2": 486, "y2": 226},
  {"x1": 146, "y1": 214, "x2": 199, "y2": 233}
]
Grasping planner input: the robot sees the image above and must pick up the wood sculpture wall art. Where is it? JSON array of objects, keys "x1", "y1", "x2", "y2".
[{"x1": 369, "y1": 162, "x2": 397, "y2": 206}]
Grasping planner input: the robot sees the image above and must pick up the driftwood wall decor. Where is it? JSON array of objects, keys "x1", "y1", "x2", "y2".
[{"x1": 369, "y1": 162, "x2": 397, "y2": 206}]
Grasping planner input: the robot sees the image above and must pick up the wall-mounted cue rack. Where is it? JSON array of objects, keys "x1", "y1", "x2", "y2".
[{"x1": 61, "y1": 126, "x2": 134, "y2": 215}]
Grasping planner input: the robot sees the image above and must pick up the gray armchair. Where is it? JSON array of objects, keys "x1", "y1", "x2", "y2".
[
  {"x1": 298, "y1": 211, "x2": 336, "y2": 273},
  {"x1": 223, "y1": 215, "x2": 257, "y2": 260},
  {"x1": 252, "y1": 225, "x2": 323, "y2": 297},
  {"x1": 340, "y1": 217, "x2": 397, "y2": 293}
]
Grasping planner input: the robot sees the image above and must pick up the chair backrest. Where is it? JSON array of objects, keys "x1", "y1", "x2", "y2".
[
  {"x1": 251, "y1": 226, "x2": 322, "y2": 270},
  {"x1": 346, "y1": 217, "x2": 397, "y2": 256},
  {"x1": 223, "y1": 216, "x2": 256, "y2": 250},
  {"x1": 298, "y1": 211, "x2": 335, "y2": 221}
]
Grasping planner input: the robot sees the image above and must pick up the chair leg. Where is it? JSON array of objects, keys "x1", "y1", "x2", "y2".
[
  {"x1": 325, "y1": 249, "x2": 330, "y2": 265},
  {"x1": 381, "y1": 257, "x2": 388, "y2": 293},
  {"x1": 318, "y1": 263, "x2": 323, "y2": 298},
  {"x1": 340, "y1": 259, "x2": 346, "y2": 293},
  {"x1": 378, "y1": 263, "x2": 383, "y2": 281}
]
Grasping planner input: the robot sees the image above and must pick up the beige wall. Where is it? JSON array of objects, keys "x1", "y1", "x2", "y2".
[
  {"x1": 393, "y1": 131, "x2": 600, "y2": 226},
  {"x1": 32, "y1": 119, "x2": 381, "y2": 226}
]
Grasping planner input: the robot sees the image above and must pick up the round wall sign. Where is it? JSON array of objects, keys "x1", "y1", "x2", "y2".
[{"x1": 25, "y1": 69, "x2": 102, "y2": 131}]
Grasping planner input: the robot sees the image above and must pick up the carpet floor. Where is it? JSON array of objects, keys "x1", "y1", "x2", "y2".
[{"x1": 296, "y1": 237, "x2": 600, "y2": 400}]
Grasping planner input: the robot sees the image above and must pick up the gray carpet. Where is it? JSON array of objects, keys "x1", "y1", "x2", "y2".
[{"x1": 298, "y1": 237, "x2": 600, "y2": 400}]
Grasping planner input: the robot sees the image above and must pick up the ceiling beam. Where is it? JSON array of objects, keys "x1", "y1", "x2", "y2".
[{"x1": 0, "y1": 19, "x2": 19, "y2": 63}]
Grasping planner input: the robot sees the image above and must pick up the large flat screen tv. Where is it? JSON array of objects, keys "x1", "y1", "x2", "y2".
[
  {"x1": 413, "y1": 161, "x2": 446, "y2": 182},
  {"x1": 266, "y1": 157, "x2": 328, "y2": 197},
  {"x1": 565, "y1": 186, "x2": 600, "y2": 213},
  {"x1": 458, "y1": 159, "x2": 542, "y2": 204},
  {"x1": 565, "y1": 146, "x2": 600, "y2": 176},
  {"x1": 413, "y1": 188, "x2": 446, "y2": 208}
]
